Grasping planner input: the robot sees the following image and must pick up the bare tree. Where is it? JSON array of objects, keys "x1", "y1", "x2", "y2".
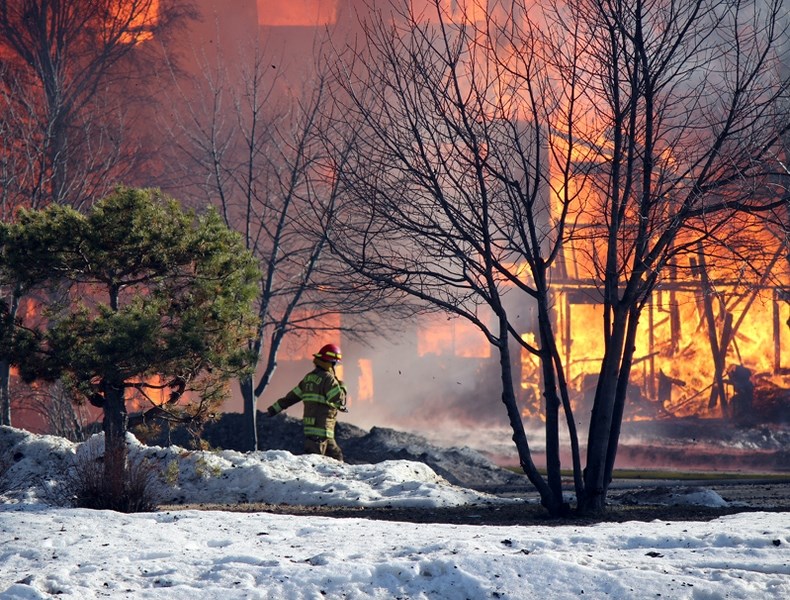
[
  {"x1": 10, "y1": 380, "x2": 93, "y2": 442},
  {"x1": 328, "y1": 0, "x2": 789, "y2": 516},
  {"x1": 163, "y1": 36, "x2": 382, "y2": 451},
  {"x1": 537, "y1": 0, "x2": 789, "y2": 513},
  {"x1": 326, "y1": 1, "x2": 591, "y2": 516},
  {"x1": 0, "y1": 0, "x2": 194, "y2": 209}
]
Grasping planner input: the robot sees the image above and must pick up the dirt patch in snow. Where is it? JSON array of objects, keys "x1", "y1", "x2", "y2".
[{"x1": 162, "y1": 494, "x2": 790, "y2": 526}]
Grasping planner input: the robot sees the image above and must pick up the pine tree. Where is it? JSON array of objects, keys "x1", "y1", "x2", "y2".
[{"x1": 7, "y1": 187, "x2": 260, "y2": 509}]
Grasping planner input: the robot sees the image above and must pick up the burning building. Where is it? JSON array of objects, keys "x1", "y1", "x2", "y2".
[
  {"x1": 132, "y1": 0, "x2": 790, "y2": 432},
  {"x1": 256, "y1": 0, "x2": 790, "y2": 434},
  {"x1": 3, "y1": 0, "x2": 788, "y2": 454}
]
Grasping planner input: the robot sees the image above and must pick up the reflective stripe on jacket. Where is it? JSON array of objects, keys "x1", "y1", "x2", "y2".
[
  {"x1": 269, "y1": 365, "x2": 346, "y2": 439},
  {"x1": 303, "y1": 416, "x2": 334, "y2": 439}
]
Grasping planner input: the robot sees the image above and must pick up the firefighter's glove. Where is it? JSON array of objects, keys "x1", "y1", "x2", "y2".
[{"x1": 266, "y1": 406, "x2": 278, "y2": 417}]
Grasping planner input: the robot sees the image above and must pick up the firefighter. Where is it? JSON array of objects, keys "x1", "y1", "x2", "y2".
[{"x1": 266, "y1": 343, "x2": 348, "y2": 461}]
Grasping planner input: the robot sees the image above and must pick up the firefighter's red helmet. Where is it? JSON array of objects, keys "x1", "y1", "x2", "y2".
[{"x1": 314, "y1": 343, "x2": 342, "y2": 363}]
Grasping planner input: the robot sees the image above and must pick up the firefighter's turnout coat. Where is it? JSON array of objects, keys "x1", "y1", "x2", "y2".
[{"x1": 268, "y1": 358, "x2": 347, "y2": 460}]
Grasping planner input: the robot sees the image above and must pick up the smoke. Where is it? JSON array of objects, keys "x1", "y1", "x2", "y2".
[
  {"x1": 331, "y1": 316, "x2": 505, "y2": 427},
  {"x1": 173, "y1": 1, "x2": 790, "y2": 474}
]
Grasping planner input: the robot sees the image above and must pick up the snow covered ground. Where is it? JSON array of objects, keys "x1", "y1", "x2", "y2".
[{"x1": 1, "y1": 426, "x2": 788, "y2": 599}]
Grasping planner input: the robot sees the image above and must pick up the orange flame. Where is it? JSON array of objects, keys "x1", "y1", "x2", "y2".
[
  {"x1": 417, "y1": 318, "x2": 491, "y2": 358},
  {"x1": 519, "y1": 333, "x2": 544, "y2": 420},
  {"x1": 549, "y1": 285, "x2": 790, "y2": 421},
  {"x1": 355, "y1": 358, "x2": 374, "y2": 406},
  {"x1": 117, "y1": 0, "x2": 159, "y2": 44}
]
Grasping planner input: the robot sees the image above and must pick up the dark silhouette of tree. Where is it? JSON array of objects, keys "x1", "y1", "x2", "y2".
[
  {"x1": 328, "y1": 0, "x2": 789, "y2": 516},
  {"x1": 545, "y1": 0, "x2": 789, "y2": 513},
  {"x1": 326, "y1": 1, "x2": 583, "y2": 516},
  {"x1": 0, "y1": 0, "x2": 195, "y2": 209},
  {"x1": 163, "y1": 37, "x2": 386, "y2": 451}
]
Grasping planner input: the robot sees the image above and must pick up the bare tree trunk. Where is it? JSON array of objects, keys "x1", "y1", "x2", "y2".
[
  {"x1": 239, "y1": 375, "x2": 257, "y2": 451},
  {"x1": 697, "y1": 248, "x2": 731, "y2": 415},
  {"x1": 496, "y1": 314, "x2": 565, "y2": 516},
  {"x1": 0, "y1": 359, "x2": 10, "y2": 426},
  {"x1": 536, "y1": 297, "x2": 563, "y2": 506},
  {"x1": 0, "y1": 290, "x2": 20, "y2": 426},
  {"x1": 603, "y1": 306, "x2": 641, "y2": 491},
  {"x1": 581, "y1": 308, "x2": 629, "y2": 514}
]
